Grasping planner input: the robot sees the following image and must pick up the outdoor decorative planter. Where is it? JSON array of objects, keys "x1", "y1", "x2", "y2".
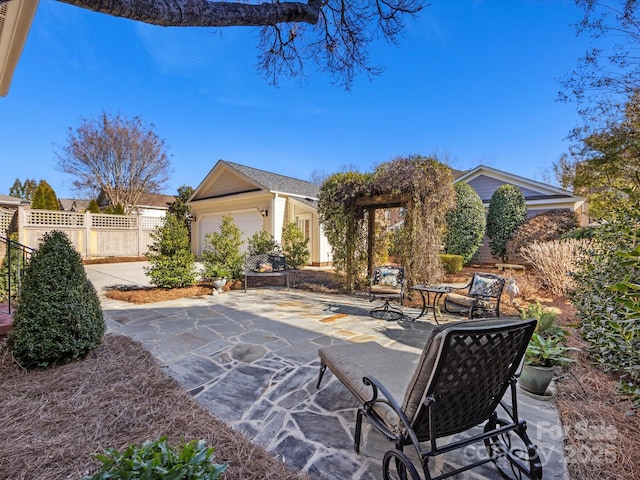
[
  {"x1": 519, "y1": 364, "x2": 555, "y2": 396},
  {"x1": 212, "y1": 278, "x2": 227, "y2": 294}
]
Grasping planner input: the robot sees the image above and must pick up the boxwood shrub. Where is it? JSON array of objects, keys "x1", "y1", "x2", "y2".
[{"x1": 7, "y1": 230, "x2": 105, "y2": 368}]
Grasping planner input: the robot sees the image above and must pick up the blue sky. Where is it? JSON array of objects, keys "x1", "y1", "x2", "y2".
[{"x1": 1, "y1": 0, "x2": 593, "y2": 199}]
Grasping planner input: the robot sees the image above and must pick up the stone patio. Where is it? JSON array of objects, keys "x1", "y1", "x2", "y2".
[{"x1": 95, "y1": 282, "x2": 570, "y2": 480}]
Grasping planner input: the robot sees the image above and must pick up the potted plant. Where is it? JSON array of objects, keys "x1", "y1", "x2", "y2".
[
  {"x1": 207, "y1": 264, "x2": 231, "y2": 294},
  {"x1": 519, "y1": 332, "x2": 579, "y2": 396}
]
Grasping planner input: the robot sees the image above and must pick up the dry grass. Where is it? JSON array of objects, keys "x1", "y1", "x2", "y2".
[
  {"x1": 106, "y1": 284, "x2": 212, "y2": 304},
  {"x1": 554, "y1": 331, "x2": 640, "y2": 479},
  {"x1": 0, "y1": 334, "x2": 308, "y2": 480}
]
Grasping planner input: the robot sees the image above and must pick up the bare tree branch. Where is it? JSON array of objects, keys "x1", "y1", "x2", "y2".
[
  {"x1": 56, "y1": 112, "x2": 171, "y2": 214},
  {"x1": 1, "y1": 0, "x2": 425, "y2": 89}
]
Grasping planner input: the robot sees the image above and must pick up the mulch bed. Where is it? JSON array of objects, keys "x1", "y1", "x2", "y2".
[{"x1": 0, "y1": 334, "x2": 308, "y2": 480}]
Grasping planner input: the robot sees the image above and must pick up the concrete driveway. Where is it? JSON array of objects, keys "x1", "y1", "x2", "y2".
[{"x1": 85, "y1": 262, "x2": 569, "y2": 480}]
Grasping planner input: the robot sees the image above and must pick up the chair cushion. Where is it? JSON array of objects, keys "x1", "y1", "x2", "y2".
[
  {"x1": 318, "y1": 342, "x2": 421, "y2": 431},
  {"x1": 371, "y1": 284, "x2": 402, "y2": 295},
  {"x1": 444, "y1": 293, "x2": 476, "y2": 308},
  {"x1": 469, "y1": 275, "x2": 499, "y2": 297}
]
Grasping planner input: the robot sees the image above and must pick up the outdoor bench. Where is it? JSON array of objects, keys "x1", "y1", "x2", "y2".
[
  {"x1": 495, "y1": 263, "x2": 526, "y2": 272},
  {"x1": 244, "y1": 254, "x2": 290, "y2": 291}
]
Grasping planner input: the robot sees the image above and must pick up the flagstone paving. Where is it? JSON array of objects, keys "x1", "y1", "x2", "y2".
[{"x1": 92, "y1": 279, "x2": 570, "y2": 480}]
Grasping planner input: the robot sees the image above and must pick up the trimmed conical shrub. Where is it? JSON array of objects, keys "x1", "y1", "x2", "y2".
[{"x1": 7, "y1": 231, "x2": 105, "y2": 368}]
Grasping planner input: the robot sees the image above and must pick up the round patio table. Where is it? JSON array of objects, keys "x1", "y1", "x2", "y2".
[{"x1": 410, "y1": 284, "x2": 465, "y2": 324}]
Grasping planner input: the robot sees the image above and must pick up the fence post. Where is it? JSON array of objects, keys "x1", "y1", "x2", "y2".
[
  {"x1": 138, "y1": 215, "x2": 144, "y2": 258},
  {"x1": 85, "y1": 211, "x2": 92, "y2": 259}
]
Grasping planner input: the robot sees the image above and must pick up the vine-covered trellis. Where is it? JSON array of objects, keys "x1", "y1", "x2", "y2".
[{"x1": 318, "y1": 155, "x2": 455, "y2": 291}]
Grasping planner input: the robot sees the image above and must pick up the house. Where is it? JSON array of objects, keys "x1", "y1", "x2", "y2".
[
  {"x1": 188, "y1": 160, "x2": 331, "y2": 266},
  {"x1": 453, "y1": 165, "x2": 587, "y2": 263},
  {"x1": 59, "y1": 198, "x2": 91, "y2": 212},
  {"x1": 0, "y1": 0, "x2": 39, "y2": 96},
  {"x1": 96, "y1": 191, "x2": 176, "y2": 217},
  {"x1": 189, "y1": 161, "x2": 586, "y2": 267}
]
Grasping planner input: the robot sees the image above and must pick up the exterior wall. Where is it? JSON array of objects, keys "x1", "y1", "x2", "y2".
[
  {"x1": 190, "y1": 192, "x2": 271, "y2": 257},
  {"x1": 467, "y1": 175, "x2": 542, "y2": 202},
  {"x1": 16, "y1": 207, "x2": 162, "y2": 258},
  {"x1": 272, "y1": 195, "x2": 287, "y2": 243}
]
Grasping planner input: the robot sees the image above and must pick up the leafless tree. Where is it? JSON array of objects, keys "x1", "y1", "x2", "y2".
[
  {"x1": 559, "y1": 0, "x2": 640, "y2": 129},
  {"x1": 56, "y1": 112, "x2": 171, "y2": 214},
  {"x1": 1, "y1": 0, "x2": 425, "y2": 89}
]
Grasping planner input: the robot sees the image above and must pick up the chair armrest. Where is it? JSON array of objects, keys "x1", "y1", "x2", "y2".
[{"x1": 363, "y1": 375, "x2": 422, "y2": 451}]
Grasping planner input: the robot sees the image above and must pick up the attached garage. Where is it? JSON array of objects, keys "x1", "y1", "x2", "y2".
[{"x1": 197, "y1": 210, "x2": 264, "y2": 256}]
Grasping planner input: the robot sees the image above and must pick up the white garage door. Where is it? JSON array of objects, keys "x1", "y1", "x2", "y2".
[{"x1": 198, "y1": 211, "x2": 263, "y2": 255}]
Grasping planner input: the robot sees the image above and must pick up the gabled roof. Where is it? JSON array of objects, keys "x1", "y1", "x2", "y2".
[
  {"x1": 190, "y1": 160, "x2": 319, "y2": 202},
  {"x1": 136, "y1": 192, "x2": 175, "y2": 209},
  {"x1": 225, "y1": 161, "x2": 319, "y2": 198},
  {"x1": 454, "y1": 164, "x2": 583, "y2": 203},
  {"x1": 0, "y1": 194, "x2": 29, "y2": 207},
  {"x1": 59, "y1": 198, "x2": 90, "y2": 212}
]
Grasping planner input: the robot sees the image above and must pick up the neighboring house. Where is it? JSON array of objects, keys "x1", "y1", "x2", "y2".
[
  {"x1": 0, "y1": 194, "x2": 29, "y2": 209},
  {"x1": 454, "y1": 165, "x2": 587, "y2": 263},
  {"x1": 188, "y1": 160, "x2": 331, "y2": 266},
  {"x1": 0, "y1": 194, "x2": 28, "y2": 235},
  {"x1": 96, "y1": 191, "x2": 175, "y2": 217},
  {"x1": 59, "y1": 198, "x2": 90, "y2": 212},
  {"x1": 0, "y1": 0, "x2": 39, "y2": 96}
]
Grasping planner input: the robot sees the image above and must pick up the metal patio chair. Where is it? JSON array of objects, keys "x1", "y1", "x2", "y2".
[
  {"x1": 316, "y1": 317, "x2": 542, "y2": 480},
  {"x1": 369, "y1": 265, "x2": 405, "y2": 320},
  {"x1": 443, "y1": 272, "x2": 505, "y2": 319}
]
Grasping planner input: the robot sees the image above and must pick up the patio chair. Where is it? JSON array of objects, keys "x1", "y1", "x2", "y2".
[
  {"x1": 369, "y1": 265, "x2": 405, "y2": 320},
  {"x1": 443, "y1": 272, "x2": 505, "y2": 319},
  {"x1": 316, "y1": 317, "x2": 542, "y2": 480}
]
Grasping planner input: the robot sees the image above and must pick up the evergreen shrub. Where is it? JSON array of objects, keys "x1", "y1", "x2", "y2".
[
  {"x1": 7, "y1": 231, "x2": 104, "y2": 368},
  {"x1": 247, "y1": 229, "x2": 281, "y2": 255},
  {"x1": 281, "y1": 222, "x2": 310, "y2": 269},
  {"x1": 443, "y1": 182, "x2": 485, "y2": 263},
  {"x1": 439, "y1": 254, "x2": 463, "y2": 274},
  {"x1": 202, "y1": 214, "x2": 244, "y2": 280},
  {"x1": 486, "y1": 184, "x2": 527, "y2": 262},
  {"x1": 145, "y1": 213, "x2": 197, "y2": 288}
]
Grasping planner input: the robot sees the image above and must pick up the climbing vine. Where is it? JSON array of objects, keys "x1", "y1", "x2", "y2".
[{"x1": 318, "y1": 156, "x2": 454, "y2": 291}]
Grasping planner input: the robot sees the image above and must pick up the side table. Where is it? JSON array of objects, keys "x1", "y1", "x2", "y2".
[{"x1": 410, "y1": 284, "x2": 464, "y2": 324}]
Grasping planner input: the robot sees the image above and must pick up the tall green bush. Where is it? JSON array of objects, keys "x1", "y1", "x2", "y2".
[
  {"x1": 7, "y1": 231, "x2": 104, "y2": 368},
  {"x1": 31, "y1": 180, "x2": 59, "y2": 210},
  {"x1": 443, "y1": 182, "x2": 486, "y2": 263},
  {"x1": 87, "y1": 198, "x2": 101, "y2": 213},
  {"x1": 202, "y1": 214, "x2": 244, "y2": 280},
  {"x1": 247, "y1": 229, "x2": 281, "y2": 255},
  {"x1": 486, "y1": 184, "x2": 527, "y2": 262},
  {"x1": 144, "y1": 213, "x2": 197, "y2": 288},
  {"x1": 281, "y1": 222, "x2": 310, "y2": 269},
  {"x1": 570, "y1": 195, "x2": 640, "y2": 405}
]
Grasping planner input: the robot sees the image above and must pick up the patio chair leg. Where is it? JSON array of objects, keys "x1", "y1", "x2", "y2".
[
  {"x1": 354, "y1": 408, "x2": 364, "y2": 453},
  {"x1": 316, "y1": 364, "x2": 327, "y2": 388}
]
